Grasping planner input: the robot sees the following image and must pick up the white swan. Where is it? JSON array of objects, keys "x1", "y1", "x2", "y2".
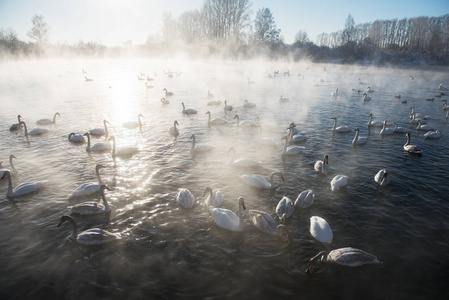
[
  {"x1": 390, "y1": 122, "x2": 410, "y2": 133},
  {"x1": 367, "y1": 113, "x2": 383, "y2": 127},
  {"x1": 161, "y1": 97, "x2": 169, "y2": 105},
  {"x1": 439, "y1": 83, "x2": 448, "y2": 91},
  {"x1": 295, "y1": 190, "x2": 314, "y2": 208},
  {"x1": 358, "y1": 78, "x2": 366, "y2": 85},
  {"x1": 362, "y1": 93, "x2": 371, "y2": 102},
  {"x1": 279, "y1": 95, "x2": 289, "y2": 103},
  {"x1": 249, "y1": 210, "x2": 293, "y2": 247},
  {"x1": 331, "y1": 117, "x2": 351, "y2": 133},
  {"x1": 380, "y1": 121, "x2": 394, "y2": 135},
  {"x1": 163, "y1": 88, "x2": 174, "y2": 97},
  {"x1": 145, "y1": 82, "x2": 154, "y2": 89},
  {"x1": 276, "y1": 196, "x2": 294, "y2": 222},
  {"x1": 176, "y1": 188, "x2": 195, "y2": 208},
  {"x1": 37, "y1": 112, "x2": 60, "y2": 125},
  {"x1": 68, "y1": 164, "x2": 104, "y2": 198},
  {"x1": 288, "y1": 122, "x2": 300, "y2": 135},
  {"x1": 10, "y1": 115, "x2": 23, "y2": 132},
  {"x1": 1, "y1": 170, "x2": 45, "y2": 197},
  {"x1": 256, "y1": 125, "x2": 277, "y2": 147},
  {"x1": 374, "y1": 169, "x2": 391, "y2": 186},
  {"x1": 203, "y1": 187, "x2": 224, "y2": 207},
  {"x1": 409, "y1": 112, "x2": 427, "y2": 125},
  {"x1": 68, "y1": 132, "x2": 85, "y2": 143},
  {"x1": 85, "y1": 77, "x2": 93, "y2": 81},
  {"x1": 227, "y1": 147, "x2": 261, "y2": 168},
  {"x1": 20, "y1": 121, "x2": 49, "y2": 137},
  {"x1": 209, "y1": 196, "x2": 246, "y2": 232},
  {"x1": 207, "y1": 99, "x2": 221, "y2": 106},
  {"x1": 331, "y1": 175, "x2": 348, "y2": 191},
  {"x1": 190, "y1": 134, "x2": 214, "y2": 153},
  {"x1": 352, "y1": 128, "x2": 367, "y2": 145},
  {"x1": 287, "y1": 125, "x2": 307, "y2": 143},
  {"x1": 281, "y1": 135, "x2": 304, "y2": 156},
  {"x1": 206, "y1": 111, "x2": 227, "y2": 126},
  {"x1": 234, "y1": 114, "x2": 257, "y2": 128},
  {"x1": 207, "y1": 90, "x2": 214, "y2": 99},
  {"x1": 68, "y1": 185, "x2": 111, "y2": 215},
  {"x1": 224, "y1": 100, "x2": 233, "y2": 112},
  {"x1": 109, "y1": 136, "x2": 138, "y2": 158},
  {"x1": 182, "y1": 102, "x2": 197, "y2": 115},
  {"x1": 123, "y1": 114, "x2": 143, "y2": 129},
  {"x1": 310, "y1": 216, "x2": 333, "y2": 244},
  {"x1": 424, "y1": 130, "x2": 442, "y2": 139},
  {"x1": 57, "y1": 215, "x2": 121, "y2": 245},
  {"x1": 84, "y1": 132, "x2": 111, "y2": 152},
  {"x1": 306, "y1": 247, "x2": 381, "y2": 273},
  {"x1": 243, "y1": 100, "x2": 256, "y2": 108},
  {"x1": 410, "y1": 106, "x2": 428, "y2": 120},
  {"x1": 404, "y1": 132, "x2": 422, "y2": 155},
  {"x1": 366, "y1": 86, "x2": 375, "y2": 93},
  {"x1": 240, "y1": 172, "x2": 284, "y2": 189},
  {"x1": 416, "y1": 121, "x2": 435, "y2": 131},
  {"x1": 331, "y1": 88, "x2": 338, "y2": 97},
  {"x1": 89, "y1": 120, "x2": 109, "y2": 137},
  {"x1": 168, "y1": 120, "x2": 179, "y2": 140},
  {"x1": 314, "y1": 155, "x2": 329, "y2": 174}
]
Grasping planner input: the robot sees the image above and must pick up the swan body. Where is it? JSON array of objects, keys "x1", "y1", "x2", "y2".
[
  {"x1": 84, "y1": 132, "x2": 111, "y2": 152},
  {"x1": 190, "y1": 134, "x2": 214, "y2": 153},
  {"x1": 404, "y1": 132, "x2": 422, "y2": 155},
  {"x1": 182, "y1": 102, "x2": 197, "y2": 115},
  {"x1": 314, "y1": 155, "x2": 329, "y2": 174},
  {"x1": 358, "y1": 79, "x2": 366, "y2": 85},
  {"x1": 89, "y1": 120, "x2": 109, "y2": 137},
  {"x1": 240, "y1": 172, "x2": 284, "y2": 189},
  {"x1": 21, "y1": 121, "x2": 49, "y2": 136},
  {"x1": 295, "y1": 190, "x2": 314, "y2": 208},
  {"x1": 57, "y1": 215, "x2": 121, "y2": 245},
  {"x1": 1, "y1": 170, "x2": 45, "y2": 197},
  {"x1": 279, "y1": 95, "x2": 289, "y2": 103},
  {"x1": 224, "y1": 100, "x2": 233, "y2": 111},
  {"x1": 257, "y1": 125, "x2": 277, "y2": 147},
  {"x1": 366, "y1": 86, "x2": 375, "y2": 93},
  {"x1": 331, "y1": 175, "x2": 348, "y2": 191},
  {"x1": 234, "y1": 114, "x2": 257, "y2": 128},
  {"x1": 310, "y1": 216, "x2": 333, "y2": 244},
  {"x1": 276, "y1": 196, "x2": 294, "y2": 221},
  {"x1": 243, "y1": 100, "x2": 256, "y2": 108},
  {"x1": 169, "y1": 120, "x2": 179, "y2": 139},
  {"x1": 203, "y1": 187, "x2": 224, "y2": 207},
  {"x1": 331, "y1": 117, "x2": 351, "y2": 132},
  {"x1": 109, "y1": 136, "x2": 138, "y2": 158},
  {"x1": 69, "y1": 164, "x2": 104, "y2": 198},
  {"x1": 282, "y1": 136, "x2": 304, "y2": 156},
  {"x1": 163, "y1": 88, "x2": 174, "y2": 97},
  {"x1": 68, "y1": 133, "x2": 85, "y2": 143},
  {"x1": 367, "y1": 113, "x2": 383, "y2": 127},
  {"x1": 176, "y1": 188, "x2": 195, "y2": 208},
  {"x1": 390, "y1": 122, "x2": 410, "y2": 133},
  {"x1": 331, "y1": 88, "x2": 338, "y2": 97},
  {"x1": 37, "y1": 112, "x2": 60, "y2": 125},
  {"x1": 424, "y1": 130, "x2": 442, "y2": 139},
  {"x1": 68, "y1": 185, "x2": 111, "y2": 215},
  {"x1": 352, "y1": 128, "x2": 367, "y2": 145},
  {"x1": 307, "y1": 247, "x2": 381, "y2": 273},
  {"x1": 209, "y1": 197, "x2": 246, "y2": 232},
  {"x1": 380, "y1": 121, "x2": 394, "y2": 135},
  {"x1": 10, "y1": 115, "x2": 23, "y2": 131},
  {"x1": 160, "y1": 98, "x2": 169, "y2": 105},
  {"x1": 362, "y1": 93, "x2": 371, "y2": 101},
  {"x1": 123, "y1": 114, "x2": 143, "y2": 129},
  {"x1": 207, "y1": 100, "x2": 221, "y2": 106},
  {"x1": 416, "y1": 121, "x2": 434, "y2": 131},
  {"x1": 374, "y1": 169, "x2": 391, "y2": 186},
  {"x1": 206, "y1": 111, "x2": 227, "y2": 126},
  {"x1": 227, "y1": 147, "x2": 261, "y2": 168}
]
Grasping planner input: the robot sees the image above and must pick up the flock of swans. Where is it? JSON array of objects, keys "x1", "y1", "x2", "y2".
[{"x1": 2, "y1": 70, "x2": 448, "y2": 275}]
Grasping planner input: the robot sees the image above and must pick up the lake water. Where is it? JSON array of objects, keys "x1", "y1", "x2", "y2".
[{"x1": 0, "y1": 58, "x2": 448, "y2": 299}]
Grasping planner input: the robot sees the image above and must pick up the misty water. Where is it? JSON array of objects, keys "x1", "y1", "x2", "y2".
[{"x1": 1, "y1": 58, "x2": 448, "y2": 299}]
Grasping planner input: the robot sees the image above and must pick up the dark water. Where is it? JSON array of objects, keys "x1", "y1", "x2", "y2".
[{"x1": 0, "y1": 59, "x2": 448, "y2": 299}]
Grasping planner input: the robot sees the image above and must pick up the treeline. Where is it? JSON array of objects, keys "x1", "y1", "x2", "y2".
[{"x1": 1, "y1": 2, "x2": 448, "y2": 65}]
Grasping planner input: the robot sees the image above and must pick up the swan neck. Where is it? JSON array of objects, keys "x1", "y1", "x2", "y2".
[
  {"x1": 191, "y1": 136, "x2": 195, "y2": 150},
  {"x1": 5, "y1": 171, "x2": 13, "y2": 196},
  {"x1": 85, "y1": 134, "x2": 91, "y2": 151},
  {"x1": 332, "y1": 119, "x2": 336, "y2": 130},
  {"x1": 101, "y1": 190, "x2": 110, "y2": 209},
  {"x1": 353, "y1": 129, "x2": 359, "y2": 143},
  {"x1": 9, "y1": 157, "x2": 17, "y2": 173},
  {"x1": 68, "y1": 217, "x2": 78, "y2": 240},
  {"x1": 238, "y1": 201, "x2": 244, "y2": 230},
  {"x1": 270, "y1": 173, "x2": 276, "y2": 188},
  {"x1": 95, "y1": 168, "x2": 103, "y2": 184}
]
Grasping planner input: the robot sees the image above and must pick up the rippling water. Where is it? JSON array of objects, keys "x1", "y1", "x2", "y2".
[{"x1": 0, "y1": 58, "x2": 448, "y2": 299}]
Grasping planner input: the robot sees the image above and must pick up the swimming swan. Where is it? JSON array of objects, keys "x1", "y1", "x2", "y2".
[
  {"x1": 109, "y1": 136, "x2": 138, "y2": 158},
  {"x1": 282, "y1": 135, "x2": 304, "y2": 156},
  {"x1": 367, "y1": 113, "x2": 383, "y2": 127},
  {"x1": 249, "y1": 210, "x2": 292, "y2": 248},
  {"x1": 331, "y1": 175, "x2": 348, "y2": 191},
  {"x1": 243, "y1": 99, "x2": 257, "y2": 108},
  {"x1": 331, "y1": 117, "x2": 351, "y2": 133},
  {"x1": 123, "y1": 114, "x2": 143, "y2": 129},
  {"x1": 68, "y1": 185, "x2": 111, "y2": 215},
  {"x1": 1, "y1": 170, "x2": 45, "y2": 197},
  {"x1": 57, "y1": 215, "x2": 121, "y2": 245},
  {"x1": 240, "y1": 172, "x2": 284, "y2": 189},
  {"x1": 380, "y1": 121, "x2": 394, "y2": 135},
  {"x1": 37, "y1": 112, "x2": 60, "y2": 125},
  {"x1": 416, "y1": 121, "x2": 435, "y2": 131},
  {"x1": 287, "y1": 124, "x2": 307, "y2": 143},
  {"x1": 352, "y1": 128, "x2": 367, "y2": 145},
  {"x1": 206, "y1": 111, "x2": 227, "y2": 126},
  {"x1": 390, "y1": 122, "x2": 410, "y2": 133},
  {"x1": 161, "y1": 97, "x2": 170, "y2": 105},
  {"x1": 20, "y1": 121, "x2": 49, "y2": 137},
  {"x1": 276, "y1": 196, "x2": 294, "y2": 222},
  {"x1": 203, "y1": 187, "x2": 224, "y2": 207},
  {"x1": 424, "y1": 130, "x2": 442, "y2": 139},
  {"x1": 314, "y1": 155, "x2": 329, "y2": 174},
  {"x1": 182, "y1": 102, "x2": 197, "y2": 115},
  {"x1": 69, "y1": 164, "x2": 105, "y2": 198},
  {"x1": 209, "y1": 196, "x2": 246, "y2": 232},
  {"x1": 89, "y1": 120, "x2": 109, "y2": 137},
  {"x1": 374, "y1": 169, "x2": 391, "y2": 186},
  {"x1": 190, "y1": 134, "x2": 214, "y2": 153},
  {"x1": 295, "y1": 190, "x2": 314, "y2": 208},
  {"x1": 224, "y1": 100, "x2": 233, "y2": 112},
  {"x1": 176, "y1": 188, "x2": 195, "y2": 208},
  {"x1": 306, "y1": 247, "x2": 381, "y2": 273},
  {"x1": 234, "y1": 114, "x2": 257, "y2": 128},
  {"x1": 68, "y1": 133, "x2": 85, "y2": 143},
  {"x1": 310, "y1": 216, "x2": 333, "y2": 244},
  {"x1": 404, "y1": 132, "x2": 422, "y2": 155},
  {"x1": 84, "y1": 132, "x2": 111, "y2": 152},
  {"x1": 169, "y1": 120, "x2": 179, "y2": 140},
  {"x1": 10, "y1": 115, "x2": 23, "y2": 131},
  {"x1": 163, "y1": 88, "x2": 174, "y2": 97},
  {"x1": 227, "y1": 147, "x2": 261, "y2": 168}
]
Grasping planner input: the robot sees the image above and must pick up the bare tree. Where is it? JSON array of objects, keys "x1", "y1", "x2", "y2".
[
  {"x1": 342, "y1": 14, "x2": 355, "y2": 43},
  {"x1": 294, "y1": 30, "x2": 309, "y2": 45},
  {"x1": 254, "y1": 7, "x2": 280, "y2": 44},
  {"x1": 27, "y1": 14, "x2": 49, "y2": 43}
]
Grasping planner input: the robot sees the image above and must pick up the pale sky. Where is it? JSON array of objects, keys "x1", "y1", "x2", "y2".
[{"x1": 0, "y1": 0, "x2": 448, "y2": 46}]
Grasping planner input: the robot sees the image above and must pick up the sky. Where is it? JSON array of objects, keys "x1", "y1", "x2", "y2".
[{"x1": 0, "y1": 0, "x2": 448, "y2": 46}]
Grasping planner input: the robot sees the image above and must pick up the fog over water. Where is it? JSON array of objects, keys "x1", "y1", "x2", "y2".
[{"x1": 0, "y1": 58, "x2": 449, "y2": 299}]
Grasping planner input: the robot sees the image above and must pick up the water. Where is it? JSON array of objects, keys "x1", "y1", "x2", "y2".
[{"x1": 0, "y1": 58, "x2": 448, "y2": 299}]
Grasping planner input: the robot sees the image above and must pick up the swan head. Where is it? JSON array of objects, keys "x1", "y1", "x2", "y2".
[
  {"x1": 206, "y1": 111, "x2": 210, "y2": 115},
  {"x1": 10, "y1": 154, "x2": 16, "y2": 160},
  {"x1": 138, "y1": 114, "x2": 144, "y2": 118},
  {"x1": 107, "y1": 136, "x2": 116, "y2": 142},
  {"x1": 103, "y1": 119, "x2": 109, "y2": 125},
  {"x1": 277, "y1": 224, "x2": 293, "y2": 249},
  {"x1": 17, "y1": 115, "x2": 22, "y2": 122},
  {"x1": 238, "y1": 197, "x2": 246, "y2": 210},
  {"x1": 190, "y1": 134, "x2": 195, "y2": 140},
  {"x1": 234, "y1": 114, "x2": 239, "y2": 120},
  {"x1": 161, "y1": 98, "x2": 166, "y2": 103},
  {"x1": 306, "y1": 251, "x2": 327, "y2": 274},
  {"x1": 99, "y1": 184, "x2": 111, "y2": 193},
  {"x1": 163, "y1": 88, "x2": 167, "y2": 92},
  {"x1": 227, "y1": 147, "x2": 235, "y2": 154},
  {"x1": 95, "y1": 164, "x2": 104, "y2": 171},
  {"x1": 55, "y1": 112, "x2": 61, "y2": 118},
  {"x1": 355, "y1": 127, "x2": 360, "y2": 132},
  {"x1": 83, "y1": 132, "x2": 90, "y2": 137},
  {"x1": 331, "y1": 117, "x2": 336, "y2": 120},
  {"x1": 202, "y1": 187, "x2": 213, "y2": 197},
  {"x1": 174, "y1": 120, "x2": 179, "y2": 126},
  {"x1": 57, "y1": 215, "x2": 75, "y2": 228},
  {"x1": 324, "y1": 155, "x2": 329, "y2": 164}
]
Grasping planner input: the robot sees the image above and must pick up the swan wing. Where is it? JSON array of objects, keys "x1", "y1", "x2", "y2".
[
  {"x1": 295, "y1": 190, "x2": 314, "y2": 208},
  {"x1": 69, "y1": 183, "x2": 100, "y2": 198},
  {"x1": 209, "y1": 206, "x2": 240, "y2": 231},
  {"x1": 12, "y1": 181, "x2": 45, "y2": 196},
  {"x1": 249, "y1": 210, "x2": 277, "y2": 235},
  {"x1": 232, "y1": 158, "x2": 261, "y2": 168},
  {"x1": 68, "y1": 201, "x2": 108, "y2": 215},
  {"x1": 331, "y1": 175, "x2": 348, "y2": 191},
  {"x1": 328, "y1": 247, "x2": 381, "y2": 266},
  {"x1": 240, "y1": 174, "x2": 271, "y2": 189},
  {"x1": 77, "y1": 228, "x2": 121, "y2": 245},
  {"x1": 275, "y1": 196, "x2": 294, "y2": 219}
]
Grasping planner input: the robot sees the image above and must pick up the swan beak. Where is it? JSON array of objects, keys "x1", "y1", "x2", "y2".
[
  {"x1": 57, "y1": 220, "x2": 63, "y2": 227},
  {"x1": 1, "y1": 172, "x2": 6, "y2": 179},
  {"x1": 280, "y1": 174, "x2": 285, "y2": 181},
  {"x1": 241, "y1": 201, "x2": 246, "y2": 210}
]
